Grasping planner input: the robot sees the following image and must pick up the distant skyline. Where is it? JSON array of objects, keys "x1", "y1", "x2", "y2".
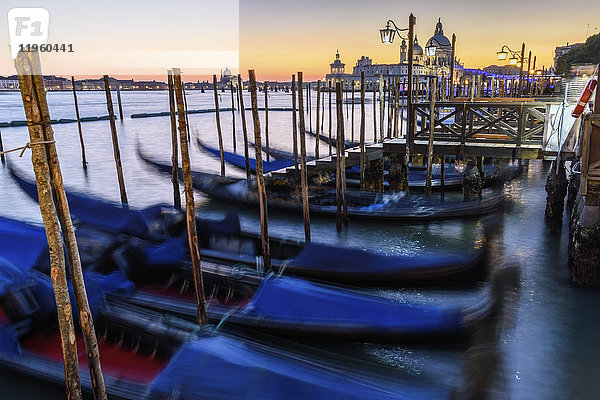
[{"x1": 1, "y1": 0, "x2": 599, "y2": 81}]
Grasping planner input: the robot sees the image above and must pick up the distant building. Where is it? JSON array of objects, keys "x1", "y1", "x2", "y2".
[
  {"x1": 324, "y1": 19, "x2": 460, "y2": 90},
  {"x1": 483, "y1": 65, "x2": 521, "y2": 76},
  {"x1": 130, "y1": 80, "x2": 168, "y2": 90},
  {"x1": 42, "y1": 75, "x2": 70, "y2": 90},
  {"x1": 554, "y1": 42, "x2": 583, "y2": 70},
  {"x1": 0, "y1": 75, "x2": 19, "y2": 90}
]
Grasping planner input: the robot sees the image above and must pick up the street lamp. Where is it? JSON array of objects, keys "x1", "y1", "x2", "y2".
[
  {"x1": 497, "y1": 43, "x2": 528, "y2": 97},
  {"x1": 379, "y1": 20, "x2": 409, "y2": 44},
  {"x1": 425, "y1": 37, "x2": 446, "y2": 57},
  {"x1": 379, "y1": 14, "x2": 415, "y2": 148},
  {"x1": 497, "y1": 45, "x2": 527, "y2": 64}
]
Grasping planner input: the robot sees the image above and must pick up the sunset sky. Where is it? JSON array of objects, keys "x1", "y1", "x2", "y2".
[{"x1": 1, "y1": 0, "x2": 598, "y2": 81}]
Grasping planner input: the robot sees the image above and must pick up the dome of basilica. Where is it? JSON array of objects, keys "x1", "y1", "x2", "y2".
[{"x1": 426, "y1": 18, "x2": 452, "y2": 50}]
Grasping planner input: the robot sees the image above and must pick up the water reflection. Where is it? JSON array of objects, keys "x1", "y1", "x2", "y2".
[{"x1": 0, "y1": 92, "x2": 599, "y2": 399}]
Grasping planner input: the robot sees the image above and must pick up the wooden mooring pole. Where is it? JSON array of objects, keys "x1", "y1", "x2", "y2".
[
  {"x1": 35, "y1": 66, "x2": 108, "y2": 400},
  {"x1": 307, "y1": 82, "x2": 311, "y2": 133},
  {"x1": 238, "y1": 74, "x2": 251, "y2": 179},
  {"x1": 336, "y1": 82, "x2": 343, "y2": 232},
  {"x1": 321, "y1": 82, "x2": 325, "y2": 133},
  {"x1": 373, "y1": 81, "x2": 377, "y2": 142},
  {"x1": 360, "y1": 71, "x2": 366, "y2": 190},
  {"x1": 71, "y1": 76, "x2": 87, "y2": 168},
  {"x1": 351, "y1": 81, "x2": 355, "y2": 142},
  {"x1": 212, "y1": 75, "x2": 226, "y2": 176},
  {"x1": 231, "y1": 84, "x2": 237, "y2": 152},
  {"x1": 450, "y1": 33, "x2": 456, "y2": 100},
  {"x1": 394, "y1": 79, "x2": 400, "y2": 138},
  {"x1": 518, "y1": 43, "x2": 525, "y2": 97},
  {"x1": 426, "y1": 77, "x2": 436, "y2": 195},
  {"x1": 529, "y1": 56, "x2": 537, "y2": 97},
  {"x1": 103, "y1": 75, "x2": 128, "y2": 207},
  {"x1": 16, "y1": 50, "x2": 99, "y2": 400},
  {"x1": 379, "y1": 75, "x2": 385, "y2": 142},
  {"x1": 292, "y1": 75, "x2": 299, "y2": 176},
  {"x1": 297, "y1": 72, "x2": 311, "y2": 241},
  {"x1": 407, "y1": 13, "x2": 415, "y2": 151},
  {"x1": 167, "y1": 70, "x2": 182, "y2": 209},
  {"x1": 329, "y1": 81, "x2": 333, "y2": 156},
  {"x1": 173, "y1": 68, "x2": 208, "y2": 325},
  {"x1": 0, "y1": 129, "x2": 4, "y2": 164},
  {"x1": 316, "y1": 79, "x2": 321, "y2": 159},
  {"x1": 249, "y1": 70, "x2": 274, "y2": 263},
  {"x1": 387, "y1": 80, "x2": 393, "y2": 138},
  {"x1": 182, "y1": 84, "x2": 191, "y2": 142},
  {"x1": 116, "y1": 84, "x2": 124, "y2": 120},
  {"x1": 264, "y1": 81, "x2": 270, "y2": 161}
]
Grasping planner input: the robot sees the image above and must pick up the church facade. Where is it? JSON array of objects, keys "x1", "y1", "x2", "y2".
[{"x1": 325, "y1": 19, "x2": 459, "y2": 90}]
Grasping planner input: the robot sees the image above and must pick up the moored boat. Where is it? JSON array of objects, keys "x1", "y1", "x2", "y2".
[
  {"x1": 0, "y1": 257, "x2": 449, "y2": 399},
  {"x1": 197, "y1": 139, "x2": 296, "y2": 174},
  {"x1": 0, "y1": 217, "x2": 494, "y2": 343},
  {"x1": 9, "y1": 171, "x2": 490, "y2": 286},
  {"x1": 136, "y1": 151, "x2": 505, "y2": 221}
]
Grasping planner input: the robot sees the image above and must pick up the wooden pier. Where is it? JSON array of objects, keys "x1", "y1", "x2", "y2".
[{"x1": 269, "y1": 98, "x2": 567, "y2": 180}]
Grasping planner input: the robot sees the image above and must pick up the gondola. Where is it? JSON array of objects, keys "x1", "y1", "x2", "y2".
[
  {"x1": 197, "y1": 139, "x2": 296, "y2": 173},
  {"x1": 346, "y1": 162, "x2": 520, "y2": 191},
  {"x1": 10, "y1": 171, "x2": 490, "y2": 286},
  {"x1": 260, "y1": 143, "x2": 519, "y2": 191},
  {"x1": 136, "y1": 150, "x2": 505, "y2": 221},
  {"x1": 0, "y1": 217, "x2": 495, "y2": 343},
  {"x1": 306, "y1": 130, "x2": 359, "y2": 148},
  {"x1": 0, "y1": 258, "x2": 447, "y2": 399}
]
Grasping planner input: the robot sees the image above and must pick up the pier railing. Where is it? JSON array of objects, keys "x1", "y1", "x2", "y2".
[{"x1": 409, "y1": 101, "x2": 556, "y2": 152}]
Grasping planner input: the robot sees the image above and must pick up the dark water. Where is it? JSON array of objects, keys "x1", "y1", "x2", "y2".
[{"x1": 0, "y1": 91, "x2": 598, "y2": 399}]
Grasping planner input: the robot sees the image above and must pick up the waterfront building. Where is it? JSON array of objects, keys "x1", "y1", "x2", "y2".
[
  {"x1": 0, "y1": 76, "x2": 19, "y2": 90},
  {"x1": 130, "y1": 80, "x2": 168, "y2": 90},
  {"x1": 483, "y1": 65, "x2": 521, "y2": 76},
  {"x1": 554, "y1": 42, "x2": 583, "y2": 70},
  {"x1": 324, "y1": 19, "x2": 460, "y2": 90}
]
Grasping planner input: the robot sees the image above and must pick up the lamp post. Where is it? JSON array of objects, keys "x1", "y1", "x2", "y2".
[
  {"x1": 496, "y1": 43, "x2": 527, "y2": 97},
  {"x1": 379, "y1": 14, "x2": 415, "y2": 150}
]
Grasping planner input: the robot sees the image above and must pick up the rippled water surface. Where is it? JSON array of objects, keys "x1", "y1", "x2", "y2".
[{"x1": 0, "y1": 91, "x2": 598, "y2": 399}]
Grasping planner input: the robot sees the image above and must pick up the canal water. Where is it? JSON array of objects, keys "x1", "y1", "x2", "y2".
[{"x1": 0, "y1": 90, "x2": 598, "y2": 399}]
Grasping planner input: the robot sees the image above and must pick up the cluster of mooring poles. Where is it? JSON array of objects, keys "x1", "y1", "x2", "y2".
[{"x1": 12, "y1": 50, "x2": 108, "y2": 400}]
